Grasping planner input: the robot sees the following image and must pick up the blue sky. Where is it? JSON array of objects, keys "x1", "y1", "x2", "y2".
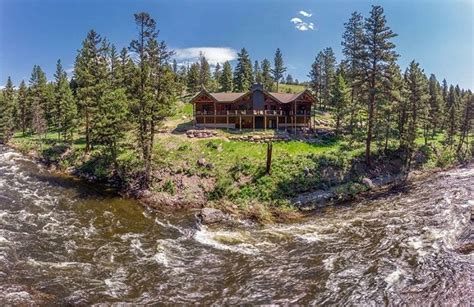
[{"x1": 1, "y1": 0, "x2": 473, "y2": 89}]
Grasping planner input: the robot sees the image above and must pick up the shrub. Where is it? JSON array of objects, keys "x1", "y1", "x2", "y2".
[{"x1": 162, "y1": 179, "x2": 176, "y2": 195}]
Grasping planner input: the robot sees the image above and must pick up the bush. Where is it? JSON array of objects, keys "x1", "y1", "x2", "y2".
[
  {"x1": 207, "y1": 176, "x2": 233, "y2": 200},
  {"x1": 162, "y1": 179, "x2": 176, "y2": 195},
  {"x1": 436, "y1": 147, "x2": 456, "y2": 168}
]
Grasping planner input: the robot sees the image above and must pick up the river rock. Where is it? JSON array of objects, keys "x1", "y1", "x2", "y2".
[
  {"x1": 199, "y1": 208, "x2": 227, "y2": 224},
  {"x1": 361, "y1": 177, "x2": 375, "y2": 189},
  {"x1": 456, "y1": 243, "x2": 474, "y2": 254}
]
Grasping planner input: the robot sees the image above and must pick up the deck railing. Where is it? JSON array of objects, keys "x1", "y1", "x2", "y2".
[{"x1": 195, "y1": 110, "x2": 311, "y2": 116}]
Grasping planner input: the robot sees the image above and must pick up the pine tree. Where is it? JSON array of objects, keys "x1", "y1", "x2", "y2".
[
  {"x1": 322, "y1": 47, "x2": 336, "y2": 109},
  {"x1": 233, "y1": 48, "x2": 253, "y2": 92},
  {"x1": 308, "y1": 52, "x2": 324, "y2": 108},
  {"x1": 331, "y1": 68, "x2": 349, "y2": 135},
  {"x1": 95, "y1": 88, "x2": 128, "y2": 164},
  {"x1": 362, "y1": 5, "x2": 398, "y2": 165},
  {"x1": 342, "y1": 11, "x2": 365, "y2": 136},
  {"x1": 261, "y1": 59, "x2": 273, "y2": 91},
  {"x1": 28, "y1": 65, "x2": 48, "y2": 137},
  {"x1": 187, "y1": 62, "x2": 200, "y2": 93},
  {"x1": 271, "y1": 48, "x2": 286, "y2": 92},
  {"x1": 198, "y1": 52, "x2": 211, "y2": 88},
  {"x1": 74, "y1": 29, "x2": 108, "y2": 152},
  {"x1": 213, "y1": 63, "x2": 222, "y2": 83},
  {"x1": 54, "y1": 61, "x2": 77, "y2": 142},
  {"x1": 380, "y1": 61, "x2": 404, "y2": 151},
  {"x1": 53, "y1": 59, "x2": 66, "y2": 138},
  {"x1": 286, "y1": 74, "x2": 294, "y2": 85},
  {"x1": 0, "y1": 77, "x2": 15, "y2": 143},
  {"x1": 446, "y1": 85, "x2": 457, "y2": 144},
  {"x1": 457, "y1": 92, "x2": 473, "y2": 155},
  {"x1": 129, "y1": 12, "x2": 175, "y2": 186},
  {"x1": 220, "y1": 61, "x2": 233, "y2": 92},
  {"x1": 172, "y1": 59, "x2": 178, "y2": 74},
  {"x1": 428, "y1": 74, "x2": 444, "y2": 137},
  {"x1": 403, "y1": 61, "x2": 428, "y2": 155},
  {"x1": 16, "y1": 80, "x2": 28, "y2": 135},
  {"x1": 254, "y1": 60, "x2": 262, "y2": 84}
]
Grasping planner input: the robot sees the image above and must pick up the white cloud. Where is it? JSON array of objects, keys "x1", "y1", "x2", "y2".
[
  {"x1": 295, "y1": 22, "x2": 315, "y2": 31},
  {"x1": 290, "y1": 10, "x2": 315, "y2": 32},
  {"x1": 173, "y1": 47, "x2": 238, "y2": 66},
  {"x1": 290, "y1": 17, "x2": 303, "y2": 24},
  {"x1": 299, "y1": 10, "x2": 312, "y2": 17}
]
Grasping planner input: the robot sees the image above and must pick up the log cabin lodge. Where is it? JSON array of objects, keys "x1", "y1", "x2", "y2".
[{"x1": 190, "y1": 84, "x2": 316, "y2": 131}]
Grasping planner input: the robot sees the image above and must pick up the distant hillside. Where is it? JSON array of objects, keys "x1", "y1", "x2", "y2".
[{"x1": 277, "y1": 83, "x2": 307, "y2": 93}]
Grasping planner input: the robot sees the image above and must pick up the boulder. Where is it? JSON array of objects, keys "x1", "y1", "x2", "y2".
[
  {"x1": 361, "y1": 177, "x2": 375, "y2": 189},
  {"x1": 457, "y1": 243, "x2": 474, "y2": 255},
  {"x1": 199, "y1": 208, "x2": 227, "y2": 224}
]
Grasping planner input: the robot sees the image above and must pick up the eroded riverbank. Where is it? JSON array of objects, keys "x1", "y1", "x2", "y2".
[{"x1": 0, "y1": 145, "x2": 473, "y2": 304}]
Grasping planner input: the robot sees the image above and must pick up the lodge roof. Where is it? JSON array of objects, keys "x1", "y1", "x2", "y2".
[{"x1": 190, "y1": 86, "x2": 315, "y2": 104}]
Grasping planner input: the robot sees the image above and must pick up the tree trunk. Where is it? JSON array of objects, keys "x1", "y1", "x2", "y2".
[
  {"x1": 266, "y1": 142, "x2": 273, "y2": 175},
  {"x1": 85, "y1": 107, "x2": 90, "y2": 153},
  {"x1": 366, "y1": 91, "x2": 375, "y2": 166}
]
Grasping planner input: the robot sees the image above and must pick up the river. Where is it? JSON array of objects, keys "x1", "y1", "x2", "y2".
[{"x1": 0, "y1": 145, "x2": 472, "y2": 305}]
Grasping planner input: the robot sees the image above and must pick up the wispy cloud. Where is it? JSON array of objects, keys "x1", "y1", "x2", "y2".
[
  {"x1": 299, "y1": 10, "x2": 312, "y2": 17},
  {"x1": 290, "y1": 10, "x2": 315, "y2": 32},
  {"x1": 173, "y1": 47, "x2": 238, "y2": 66}
]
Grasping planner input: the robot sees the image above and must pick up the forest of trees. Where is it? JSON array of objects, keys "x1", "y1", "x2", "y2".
[
  {"x1": 0, "y1": 7, "x2": 473, "y2": 188},
  {"x1": 308, "y1": 6, "x2": 473, "y2": 166}
]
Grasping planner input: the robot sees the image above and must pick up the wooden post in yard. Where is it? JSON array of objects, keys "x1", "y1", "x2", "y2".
[{"x1": 266, "y1": 141, "x2": 273, "y2": 175}]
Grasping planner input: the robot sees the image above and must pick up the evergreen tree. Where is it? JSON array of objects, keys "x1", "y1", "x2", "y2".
[
  {"x1": 16, "y1": 80, "x2": 28, "y2": 135},
  {"x1": 0, "y1": 77, "x2": 15, "y2": 142},
  {"x1": 95, "y1": 88, "x2": 128, "y2": 164},
  {"x1": 261, "y1": 59, "x2": 273, "y2": 91},
  {"x1": 54, "y1": 60, "x2": 77, "y2": 142},
  {"x1": 308, "y1": 52, "x2": 324, "y2": 108},
  {"x1": 129, "y1": 12, "x2": 175, "y2": 186},
  {"x1": 403, "y1": 61, "x2": 428, "y2": 155},
  {"x1": 187, "y1": 62, "x2": 200, "y2": 93},
  {"x1": 446, "y1": 85, "x2": 458, "y2": 144},
  {"x1": 28, "y1": 65, "x2": 48, "y2": 136},
  {"x1": 380, "y1": 61, "x2": 404, "y2": 151},
  {"x1": 220, "y1": 61, "x2": 233, "y2": 92},
  {"x1": 233, "y1": 48, "x2": 253, "y2": 92},
  {"x1": 198, "y1": 52, "x2": 211, "y2": 88},
  {"x1": 74, "y1": 30, "x2": 108, "y2": 152},
  {"x1": 457, "y1": 92, "x2": 473, "y2": 155},
  {"x1": 341, "y1": 11, "x2": 365, "y2": 136},
  {"x1": 213, "y1": 62, "x2": 222, "y2": 83},
  {"x1": 362, "y1": 5, "x2": 398, "y2": 165},
  {"x1": 331, "y1": 68, "x2": 349, "y2": 135},
  {"x1": 172, "y1": 59, "x2": 178, "y2": 74},
  {"x1": 271, "y1": 48, "x2": 286, "y2": 92},
  {"x1": 286, "y1": 74, "x2": 294, "y2": 85},
  {"x1": 254, "y1": 60, "x2": 262, "y2": 84},
  {"x1": 322, "y1": 47, "x2": 336, "y2": 109},
  {"x1": 428, "y1": 74, "x2": 444, "y2": 137}
]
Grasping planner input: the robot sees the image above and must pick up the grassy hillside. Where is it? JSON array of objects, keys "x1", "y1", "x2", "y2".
[{"x1": 277, "y1": 83, "x2": 307, "y2": 93}]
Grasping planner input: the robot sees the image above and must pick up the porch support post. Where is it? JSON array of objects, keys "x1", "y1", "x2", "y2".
[
  {"x1": 276, "y1": 116, "x2": 279, "y2": 130},
  {"x1": 253, "y1": 116, "x2": 255, "y2": 131},
  {"x1": 226, "y1": 111, "x2": 229, "y2": 130},
  {"x1": 264, "y1": 113, "x2": 267, "y2": 131},
  {"x1": 214, "y1": 102, "x2": 216, "y2": 128},
  {"x1": 239, "y1": 116, "x2": 242, "y2": 132},
  {"x1": 294, "y1": 101, "x2": 297, "y2": 134}
]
